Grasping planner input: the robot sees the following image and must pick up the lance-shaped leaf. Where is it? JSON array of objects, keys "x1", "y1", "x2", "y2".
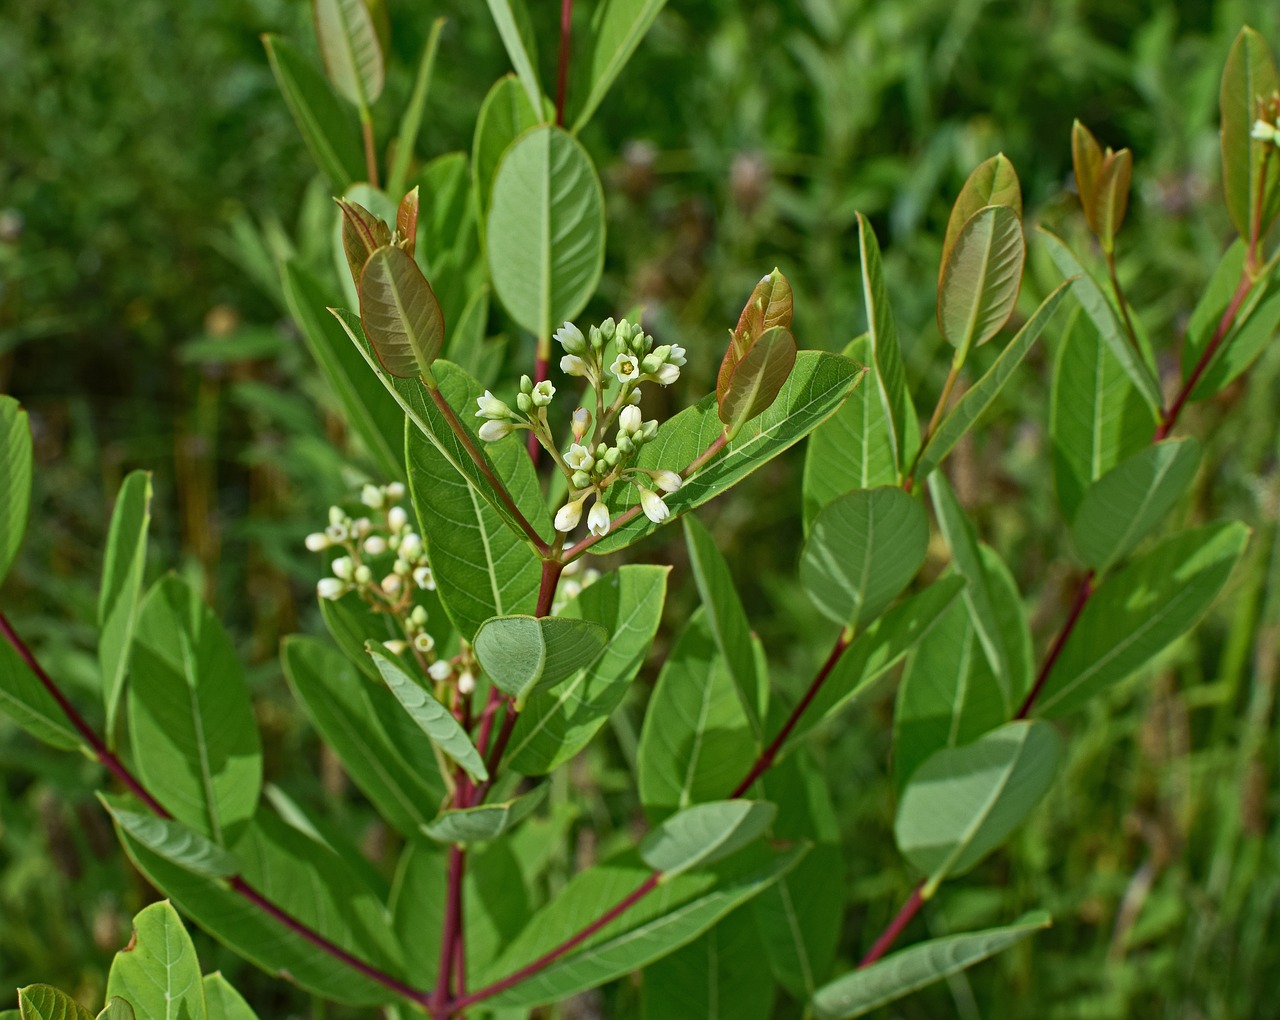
[
  {"x1": 337, "y1": 198, "x2": 390, "y2": 289},
  {"x1": 895, "y1": 720, "x2": 1061, "y2": 890},
  {"x1": 857, "y1": 213, "x2": 911, "y2": 473},
  {"x1": 473, "y1": 75, "x2": 542, "y2": 222},
  {"x1": 1037, "y1": 522, "x2": 1248, "y2": 717},
  {"x1": 262, "y1": 36, "x2": 363, "y2": 189},
  {"x1": 95, "y1": 1001, "x2": 135, "y2": 1020},
  {"x1": 0, "y1": 396, "x2": 32, "y2": 588},
  {"x1": 938, "y1": 205, "x2": 1025, "y2": 356},
  {"x1": 572, "y1": 0, "x2": 672, "y2": 132},
  {"x1": 718, "y1": 326, "x2": 798, "y2": 440},
  {"x1": 396, "y1": 186, "x2": 419, "y2": 256},
  {"x1": 99, "y1": 793, "x2": 239, "y2": 879},
  {"x1": 800, "y1": 487, "x2": 929, "y2": 630},
  {"x1": 484, "y1": 0, "x2": 544, "y2": 116},
  {"x1": 473, "y1": 615, "x2": 610, "y2": 709},
  {"x1": 1220, "y1": 27, "x2": 1280, "y2": 242},
  {"x1": 718, "y1": 268, "x2": 794, "y2": 402},
  {"x1": 940, "y1": 155, "x2": 1022, "y2": 282},
  {"x1": 98, "y1": 470, "x2": 152, "y2": 736},
  {"x1": 640, "y1": 800, "x2": 777, "y2": 880},
  {"x1": 1071, "y1": 438, "x2": 1201, "y2": 572},
  {"x1": 202, "y1": 975, "x2": 260, "y2": 1020},
  {"x1": 368, "y1": 648, "x2": 489, "y2": 782},
  {"x1": 1072, "y1": 120, "x2": 1104, "y2": 225},
  {"x1": 15, "y1": 987, "x2": 93, "y2": 1020},
  {"x1": 487, "y1": 125, "x2": 604, "y2": 338},
  {"x1": 106, "y1": 902, "x2": 207, "y2": 1020},
  {"x1": 422, "y1": 785, "x2": 547, "y2": 845},
  {"x1": 313, "y1": 0, "x2": 385, "y2": 108},
  {"x1": 359, "y1": 245, "x2": 445, "y2": 378},
  {"x1": 1094, "y1": 148, "x2": 1133, "y2": 253},
  {"x1": 812, "y1": 913, "x2": 1051, "y2": 1019}
]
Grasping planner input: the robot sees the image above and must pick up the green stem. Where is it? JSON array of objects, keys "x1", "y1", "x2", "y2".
[{"x1": 359, "y1": 105, "x2": 379, "y2": 189}]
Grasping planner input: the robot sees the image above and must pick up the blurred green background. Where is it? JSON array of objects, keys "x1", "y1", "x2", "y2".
[{"x1": 3, "y1": 0, "x2": 1280, "y2": 1016}]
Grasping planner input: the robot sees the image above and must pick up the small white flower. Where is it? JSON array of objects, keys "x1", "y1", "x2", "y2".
[
  {"x1": 305, "y1": 532, "x2": 329, "y2": 552},
  {"x1": 668, "y1": 344, "x2": 687, "y2": 367},
  {"x1": 475, "y1": 390, "x2": 511, "y2": 419},
  {"x1": 653, "y1": 363, "x2": 681, "y2": 386},
  {"x1": 651, "y1": 470, "x2": 683, "y2": 493},
  {"x1": 531, "y1": 380, "x2": 556, "y2": 407},
  {"x1": 428, "y1": 660, "x2": 452, "y2": 681},
  {"x1": 382, "y1": 639, "x2": 409, "y2": 655},
  {"x1": 361, "y1": 484, "x2": 384, "y2": 508},
  {"x1": 352, "y1": 517, "x2": 371, "y2": 537},
  {"x1": 565, "y1": 444, "x2": 594, "y2": 472},
  {"x1": 560, "y1": 354, "x2": 590, "y2": 378},
  {"x1": 386, "y1": 481, "x2": 406, "y2": 502},
  {"x1": 328, "y1": 506, "x2": 345, "y2": 526},
  {"x1": 610, "y1": 352, "x2": 640, "y2": 383},
  {"x1": 363, "y1": 535, "x2": 387, "y2": 555},
  {"x1": 330, "y1": 556, "x2": 354, "y2": 580},
  {"x1": 638, "y1": 486, "x2": 670, "y2": 524},
  {"x1": 627, "y1": 388, "x2": 643, "y2": 405},
  {"x1": 317, "y1": 577, "x2": 345, "y2": 600},
  {"x1": 413, "y1": 632, "x2": 435, "y2": 654},
  {"x1": 554, "y1": 321, "x2": 586, "y2": 354},
  {"x1": 388, "y1": 506, "x2": 408, "y2": 532},
  {"x1": 399, "y1": 532, "x2": 423, "y2": 560},
  {"x1": 619, "y1": 404, "x2": 643, "y2": 434},
  {"x1": 382, "y1": 573, "x2": 402, "y2": 594},
  {"x1": 588, "y1": 500, "x2": 611, "y2": 537},
  {"x1": 555, "y1": 495, "x2": 586, "y2": 533},
  {"x1": 479, "y1": 419, "x2": 515, "y2": 442},
  {"x1": 1251, "y1": 119, "x2": 1278, "y2": 143},
  {"x1": 413, "y1": 565, "x2": 435, "y2": 590},
  {"x1": 458, "y1": 670, "x2": 476, "y2": 695}
]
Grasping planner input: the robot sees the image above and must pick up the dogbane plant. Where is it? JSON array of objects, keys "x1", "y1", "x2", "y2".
[{"x1": 1, "y1": 6, "x2": 1278, "y2": 1020}]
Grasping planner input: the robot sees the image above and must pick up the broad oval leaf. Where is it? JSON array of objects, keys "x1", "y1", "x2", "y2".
[
  {"x1": 202, "y1": 975, "x2": 260, "y2": 1020},
  {"x1": 812, "y1": 912, "x2": 1051, "y2": 1019},
  {"x1": 98, "y1": 470, "x2": 152, "y2": 736},
  {"x1": 472, "y1": 75, "x2": 541, "y2": 222},
  {"x1": 100, "y1": 793, "x2": 239, "y2": 879},
  {"x1": 718, "y1": 326, "x2": 799, "y2": 440},
  {"x1": 106, "y1": 902, "x2": 207, "y2": 1020},
  {"x1": 368, "y1": 648, "x2": 489, "y2": 782},
  {"x1": 1220, "y1": 27, "x2": 1280, "y2": 241},
  {"x1": 313, "y1": 0, "x2": 385, "y2": 108},
  {"x1": 16, "y1": 987, "x2": 93, "y2": 1020},
  {"x1": 487, "y1": 125, "x2": 604, "y2": 338},
  {"x1": 359, "y1": 245, "x2": 445, "y2": 378},
  {"x1": 940, "y1": 154, "x2": 1022, "y2": 274},
  {"x1": 640, "y1": 800, "x2": 777, "y2": 880},
  {"x1": 937, "y1": 205, "x2": 1025, "y2": 356},
  {"x1": 473, "y1": 615, "x2": 610, "y2": 708},
  {"x1": 1071, "y1": 438, "x2": 1201, "y2": 572},
  {"x1": 800, "y1": 487, "x2": 929, "y2": 630},
  {"x1": 422, "y1": 784, "x2": 547, "y2": 844},
  {"x1": 895, "y1": 720, "x2": 1061, "y2": 887},
  {"x1": 0, "y1": 396, "x2": 32, "y2": 589},
  {"x1": 1037, "y1": 522, "x2": 1249, "y2": 717}
]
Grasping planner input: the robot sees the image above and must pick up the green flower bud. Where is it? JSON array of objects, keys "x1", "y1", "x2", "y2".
[
  {"x1": 599, "y1": 317, "x2": 616, "y2": 341},
  {"x1": 571, "y1": 470, "x2": 592, "y2": 489},
  {"x1": 617, "y1": 434, "x2": 635, "y2": 454},
  {"x1": 516, "y1": 392, "x2": 533, "y2": 414},
  {"x1": 604, "y1": 447, "x2": 621, "y2": 467}
]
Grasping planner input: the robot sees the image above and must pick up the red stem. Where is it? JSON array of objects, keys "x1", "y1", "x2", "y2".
[
  {"x1": 432, "y1": 845, "x2": 467, "y2": 1013},
  {"x1": 857, "y1": 884, "x2": 925, "y2": 968},
  {"x1": 1016, "y1": 571, "x2": 1095, "y2": 720},
  {"x1": 555, "y1": 0, "x2": 573, "y2": 127}
]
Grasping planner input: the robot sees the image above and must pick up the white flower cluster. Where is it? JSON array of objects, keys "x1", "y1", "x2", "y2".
[
  {"x1": 556, "y1": 318, "x2": 686, "y2": 390},
  {"x1": 473, "y1": 375, "x2": 556, "y2": 442},
  {"x1": 1252, "y1": 118, "x2": 1280, "y2": 146}
]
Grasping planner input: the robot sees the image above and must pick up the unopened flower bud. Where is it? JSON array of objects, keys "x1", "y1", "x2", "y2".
[
  {"x1": 458, "y1": 670, "x2": 476, "y2": 695},
  {"x1": 305, "y1": 532, "x2": 329, "y2": 552},
  {"x1": 652, "y1": 470, "x2": 683, "y2": 493},
  {"x1": 571, "y1": 470, "x2": 592, "y2": 489},
  {"x1": 382, "y1": 573, "x2": 402, "y2": 594},
  {"x1": 354, "y1": 565, "x2": 373, "y2": 585},
  {"x1": 383, "y1": 640, "x2": 408, "y2": 655},
  {"x1": 560, "y1": 354, "x2": 590, "y2": 377},
  {"x1": 399, "y1": 532, "x2": 423, "y2": 560},
  {"x1": 479, "y1": 419, "x2": 516, "y2": 442},
  {"x1": 554, "y1": 321, "x2": 586, "y2": 355},
  {"x1": 386, "y1": 481, "x2": 406, "y2": 502},
  {"x1": 516, "y1": 392, "x2": 533, "y2": 414},
  {"x1": 599, "y1": 317, "x2": 616, "y2": 341},
  {"x1": 617, "y1": 434, "x2": 635, "y2": 454},
  {"x1": 619, "y1": 404, "x2": 642, "y2": 434},
  {"x1": 363, "y1": 535, "x2": 387, "y2": 555},
  {"x1": 388, "y1": 506, "x2": 408, "y2": 532},
  {"x1": 603, "y1": 447, "x2": 621, "y2": 467},
  {"x1": 642, "y1": 419, "x2": 659, "y2": 441},
  {"x1": 587, "y1": 500, "x2": 611, "y2": 537},
  {"x1": 555, "y1": 495, "x2": 586, "y2": 533},
  {"x1": 331, "y1": 556, "x2": 354, "y2": 581},
  {"x1": 361, "y1": 484, "x2": 384, "y2": 508},
  {"x1": 654, "y1": 363, "x2": 680, "y2": 385},
  {"x1": 639, "y1": 486, "x2": 671, "y2": 524},
  {"x1": 410, "y1": 605, "x2": 430, "y2": 627},
  {"x1": 328, "y1": 506, "x2": 345, "y2": 526},
  {"x1": 475, "y1": 390, "x2": 511, "y2": 420},
  {"x1": 317, "y1": 577, "x2": 345, "y2": 600},
  {"x1": 572, "y1": 407, "x2": 592, "y2": 441},
  {"x1": 428, "y1": 660, "x2": 452, "y2": 681}
]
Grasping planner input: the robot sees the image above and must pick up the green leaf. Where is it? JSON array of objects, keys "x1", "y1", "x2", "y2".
[
  {"x1": 413, "y1": 152, "x2": 475, "y2": 282},
  {"x1": 802, "y1": 337, "x2": 892, "y2": 528},
  {"x1": 914, "y1": 281, "x2": 1071, "y2": 482},
  {"x1": 683, "y1": 516, "x2": 764, "y2": 738},
  {"x1": 282, "y1": 636, "x2": 445, "y2": 834},
  {"x1": 15, "y1": 987, "x2": 93, "y2": 1020},
  {"x1": 367, "y1": 648, "x2": 489, "y2": 782},
  {"x1": 940, "y1": 155, "x2": 1022, "y2": 272},
  {"x1": 812, "y1": 913, "x2": 1051, "y2": 1019},
  {"x1": 106, "y1": 902, "x2": 207, "y2": 1020},
  {"x1": 0, "y1": 396, "x2": 32, "y2": 589},
  {"x1": 594, "y1": 351, "x2": 863, "y2": 552},
  {"x1": 262, "y1": 35, "x2": 363, "y2": 189},
  {"x1": 359, "y1": 245, "x2": 445, "y2": 378},
  {"x1": 312, "y1": 0, "x2": 384, "y2": 108},
  {"x1": 98, "y1": 471, "x2": 151, "y2": 736},
  {"x1": 641, "y1": 909, "x2": 775, "y2": 1020},
  {"x1": 938, "y1": 206, "x2": 1025, "y2": 357},
  {"x1": 94, "y1": 1001, "x2": 134, "y2": 1020},
  {"x1": 1037, "y1": 522, "x2": 1249, "y2": 717},
  {"x1": 99, "y1": 793, "x2": 239, "y2": 879},
  {"x1": 387, "y1": 17, "x2": 444, "y2": 199},
  {"x1": 857, "y1": 213, "x2": 911, "y2": 474},
  {"x1": 638, "y1": 609, "x2": 756, "y2": 820},
  {"x1": 1071, "y1": 438, "x2": 1201, "y2": 572},
  {"x1": 484, "y1": 0, "x2": 544, "y2": 116},
  {"x1": 1049, "y1": 306, "x2": 1154, "y2": 520},
  {"x1": 118, "y1": 814, "x2": 405, "y2": 1007},
  {"x1": 473, "y1": 76, "x2": 542, "y2": 223},
  {"x1": 785, "y1": 577, "x2": 968, "y2": 752},
  {"x1": 473, "y1": 615, "x2": 609, "y2": 708},
  {"x1": 1220, "y1": 27, "x2": 1280, "y2": 241},
  {"x1": 201, "y1": 975, "x2": 259, "y2": 1020},
  {"x1": 640, "y1": 800, "x2": 776, "y2": 879},
  {"x1": 0, "y1": 625, "x2": 82, "y2": 750},
  {"x1": 800, "y1": 488, "x2": 929, "y2": 630},
  {"x1": 128, "y1": 577, "x2": 261, "y2": 847},
  {"x1": 718, "y1": 326, "x2": 798, "y2": 440},
  {"x1": 486, "y1": 125, "x2": 605, "y2": 339},
  {"x1": 1094, "y1": 149, "x2": 1133, "y2": 252},
  {"x1": 1072, "y1": 121, "x2": 1104, "y2": 226},
  {"x1": 507, "y1": 565, "x2": 668, "y2": 774},
  {"x1": 481, "y1": 846, "x2": 806, "y2": 1009},
  {"x1": 319, "y1": 591, "x2": 407, "y2": 684},
  {"x1": 572, "y1": 0, "x2": 670, "y2": 132},
  {"x1": 895, "y1": 720, "x2": 1061, "y2": 888},
  {"x1": 282, "y1": 260, "x2": 405, "y2": 481},
  {"x1": 1039, "y1": 228, "x2": 1163, "y2": 412},
  {"x1": 421, "y1": 784, "x2": 547, "y2": 844}
]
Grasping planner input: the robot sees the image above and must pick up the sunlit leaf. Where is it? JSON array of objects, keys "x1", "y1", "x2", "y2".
[
  {"x1": 937, "y1": 205, "x2": 1025, "y2": 356},
  {"x1": 15, "y1": 986, "x2": 93, "y2": 1020},
  {"x1": 718, "y1": 268, "x2": 794, "y2": 401},
  {"x1": 718, "y1": 327, "x2": 798, "y2": 440},
  {"x1": 640, "y1": 801, "x2": 777, "y2": 879},
  {"x1": 202, "y1": 974, "x2": 261, "y2": 1020},
  {"x1": 313, "y1": 0, "x2": 385, "y2": 107},
  {"x1": 359, "y1": 245, "x2": 445, "y2": 378},
  {"x1": 106, "y1": 902, "x2": 207, "y2": 1020},
  {"x1": 484, "y1": 0, "x2": 544, "y2": 117},
  {"x1": 98, "y1": 471, "x2": 152, "y2": 736},
  {"x1": 940, "y1": 154, "x2": 1021, "y2": 273},
  {"x1": 473, "y1": 75, "x2": 542, "y2": 223}
]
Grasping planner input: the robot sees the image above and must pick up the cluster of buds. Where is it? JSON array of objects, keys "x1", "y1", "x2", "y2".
[
  {"x1": 473, "y1": 375, "x2": 556, "y2": 442},
  {"x1": 556, "y1": 318, "x2": 686, "y2": 390}
]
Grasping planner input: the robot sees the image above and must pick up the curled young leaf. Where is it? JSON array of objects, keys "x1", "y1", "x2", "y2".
[
  {"x1": 718, "y1": 268, "x2": 793, "y2": 402},
  {"x1": 358, "y1": 245, "x2": 445, "y2": 378},
  {"x1": 396, "y1": 186, "x2": 419, "y2": 257},
  {"x1": 1094, "y1": 147, "x2": 1133, "y2": 253},
  {"x1": 1071, "y1": 119, "x2": 1104, "y2": 228},
  {"x1": 717, "y1": 325, "x2": 798, "y2": 440},
  {"x1": 940, "y1": 154, "x2": 1021, "y2": 277},
  {"x1": 337, "y1": 198, "x2": 390, "y2": 289}
]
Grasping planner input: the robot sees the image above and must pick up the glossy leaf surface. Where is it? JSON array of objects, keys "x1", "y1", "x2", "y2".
[
  {"x1": 106, "y1": 901, "x2": 207, "y2": 1020},
  {"x1": 98, "y1": 470, "x2": 152, "y2": 736},
  {"x1": 937, "y1": 205, "x2": 1025, "y2": 355}
]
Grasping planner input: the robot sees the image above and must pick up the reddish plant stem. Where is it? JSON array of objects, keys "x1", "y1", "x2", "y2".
[
  {"x1": 555, "y1": 0, "x2": 574, "y2": 127},
  {"x1": 454, "y1": 873, "x2": 661, "y2": 1010},
  {"x1": 857, "y1": 884, "x2": 925, "y2": 969},
  {"x1": 432, "y1": 846, "x2": 467, "y2": 1014},
  {"x1": 1016, "y1": 570, "x2": 1095, "y2": 720},
  {"x1": 730, "y1": 632, "x2": 851, "y2": 797},
  {"x1": 360, "y1": 112, "x2": 380, "y2": 189}
]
